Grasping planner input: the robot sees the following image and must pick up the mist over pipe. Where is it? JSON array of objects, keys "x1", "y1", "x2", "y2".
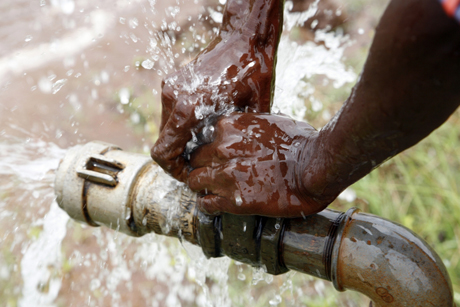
[{"x1": 55, "y1": 141, "x2": 454, "y2": 306}]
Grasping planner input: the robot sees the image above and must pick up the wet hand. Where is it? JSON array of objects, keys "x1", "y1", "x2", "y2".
[
  {"x1": 188, "y1": 113, "x2": 330, "y2": 217},
  {"x1": 151, "y1": 22, "x2": 280, "y2": 182}
]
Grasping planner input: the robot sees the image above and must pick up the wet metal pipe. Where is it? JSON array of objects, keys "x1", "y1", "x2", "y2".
[{"x1": 55, "y1": 141, "x2": 454, "y2": 306}]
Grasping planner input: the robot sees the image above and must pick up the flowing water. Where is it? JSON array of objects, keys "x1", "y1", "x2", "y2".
[{"x1": 0, "y1": 0, "x2": 368, "y2": 306}]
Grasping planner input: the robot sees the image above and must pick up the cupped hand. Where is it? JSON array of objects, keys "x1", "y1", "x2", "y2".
[
  {"x1": 151, "y1": 27, "x2": 279, "y2": 182},
  {"x1": 187, "y1": 112, "x2": 331, "y2": 217}
]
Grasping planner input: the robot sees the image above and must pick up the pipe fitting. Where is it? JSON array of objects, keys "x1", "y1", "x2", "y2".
[
  {"x1": 55, "y1": 141, "x2": 454, "y2": 306},
  {"x1": 331, "y1": 208, "x2": 453, "y2": 306}
]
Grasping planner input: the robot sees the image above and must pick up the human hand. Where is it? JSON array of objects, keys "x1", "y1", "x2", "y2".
[
  {"x1": 187, "y1": 113, "x2": 333, "y2": 217},
  {"x1": 151, "y1": 0, "x2": 283, "y2": 182}
]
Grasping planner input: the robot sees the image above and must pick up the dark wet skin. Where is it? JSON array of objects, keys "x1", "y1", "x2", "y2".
[
  {"x1": 151, "y1": 0, "x2": 283, "y2": 182},
  {"x1": 188, "y1": 113, "x2": 321, "y2": 217},
  {"x1": 153, "y1": 0, "x2": 460, "y2": 217}
]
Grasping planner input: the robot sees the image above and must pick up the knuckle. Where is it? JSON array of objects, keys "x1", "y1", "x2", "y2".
[
  {"x1": 161, "y1": 82, "x2": 174, "y2": 100},
  {"x1": 198, "y1": 197, "x2": 220, "y2": 215},
  {"x1": 217, "y1": 117, "x2": 233, "y2": 129},
  {"x1": 175, "y1": 100, "x2": 190, "y2": 114},
  {"x1": 215, "y1": 145, "x2": 228, "y2": 160},
  {"x1": 150, "y1": 145, "x2": 166, "y2": 165}
]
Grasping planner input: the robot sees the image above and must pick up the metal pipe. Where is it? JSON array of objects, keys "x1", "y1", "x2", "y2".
[{"x1": 55, "y1": 141, "x2": 454, "y2": 306}]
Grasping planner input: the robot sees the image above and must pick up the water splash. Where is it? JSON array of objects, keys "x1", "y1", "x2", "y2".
[
  {"x1": 273, "y1": 2, "x2": 356, "y2": 121},
  {"x1": 0, "y1": 139, "x2": 67, "y2": 307},
  {"x1": 18, "y1": 202, "x2": 69, "y2": 307},
  {"x1": 0, "y1": 138, "x2": 66, "y2": 188}
]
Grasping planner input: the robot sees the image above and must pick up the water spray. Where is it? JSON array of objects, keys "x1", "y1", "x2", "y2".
[{"x1": 55, "y1": 141, "x2": 454, "y2": 306}]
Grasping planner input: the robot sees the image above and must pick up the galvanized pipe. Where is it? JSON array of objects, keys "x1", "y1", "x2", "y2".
[{"x1": 55, "y1": 141, "x2": 454, "y2": 306}]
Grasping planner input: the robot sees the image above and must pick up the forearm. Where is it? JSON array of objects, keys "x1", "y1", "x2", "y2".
[
  {"x1": 303, "y1": 0, "x2": 460, "y2": 201},
  {"x1": 221, "y1": 0, "x2": 284, "y2": 39}
]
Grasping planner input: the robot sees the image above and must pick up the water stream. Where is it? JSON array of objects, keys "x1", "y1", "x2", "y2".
[{"x1": 0, "y1": 0, "x2": 362, "y2": 306}]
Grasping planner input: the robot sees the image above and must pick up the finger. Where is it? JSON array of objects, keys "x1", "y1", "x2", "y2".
[
  {"x1": 233, "y1": 62, "x2": 272, "y2": 114},
  {"x1": 188, "y1": 162, "x2": 253, "y2": 198},
  {"x1": 189, "y1": 143, "x2": 217, "y2": 169},
  {"x1": 248, "y1": 74, "x2": 272, "y2": 113},
  {"x1": 159, "y1": 78, "x2": 177, "y2": 131},
  {"x1": 191, "y1": 117, "x2": 267, "y2": 169},
  {"x1": 152, "y1": 104, "x2": 199, "y2": 181},
  {"x1": 197, "y1": 194, "x2": 243, "y2": 215},
  {"x1": 188, "y1": 166, "x2": 228, "y2": 193},
  {"x1": 190, "y1": 141, "x2": 236, "y2": 169},
  {"x1": 151, "y1": 134, "x2": 188, "y2": 182}
]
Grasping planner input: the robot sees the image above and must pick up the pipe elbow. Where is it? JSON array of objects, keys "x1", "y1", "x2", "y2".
[{"x1": 331, "y1": 208, "x2": 453, "y2": 306}]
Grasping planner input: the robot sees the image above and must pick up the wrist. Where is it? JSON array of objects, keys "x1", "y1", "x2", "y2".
[
  {"x1": 296, "y1": 129, "x2": 345, "y2": 209},
  {"x1": 288, "y1": 131, "x2": 330, "y2": 213}
]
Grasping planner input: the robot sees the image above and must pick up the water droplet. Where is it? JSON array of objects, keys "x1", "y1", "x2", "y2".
[
  {"x1": 275, "y1": 223, "x2": 280, "y2": 230},
  {"x1": 235, "y1": 194, "x2": 243, "y2": 206},
  {"x1": 124, "y1": 65, "x2": 130, "y2": 72},
  {"x1": 125, "y1": 207, "x2": 131, "y2": 220},
  {"x1": 142, "y1": 216, "x2": 148, "y2": 226},
  {"x1": 311, "y1": 19, "x2": 319, "y2": 29},
  {"x1": 237, "y1": 273, "x2": 246, "y2": 281},
  {"x1": 130, "y1": 33, "x2": 138, "y2": 43},
  {"x1": 358, "y1": 28, "x2": 364, "y2": 35},
  {"x1": 119, "y1": 88, "x2": 130, "y2": 105},
  {"x1": 38, "y1": 77, "x2": 52, "y2": 93},
  {"x1": 141, "y1": 59, "x2": 154, "y2": 69},
  {"x1": 269, "y1": 295, "x2": 282, "y2": 306},
  {"x1": 119, "y1": 17, "x2": 126, "y2": 24},
  {"x1": 89, "y1": 279, "x2": 101, "y2": 291},
  {"x1": 52, "y1": 79, "x2": 67, "y2": 94},
  {"x1": 57, "y1": 0, "x2": 75, "y2": 14},
  {"x1": 129, "y1": 18, "x2": 139, "y2": 29},
  {"x1": 130, "y1": 112, "x2": 140, "y2": 124},
  {"x1": 25, "y1": 35, "x2": 33, "y2": 42},
  {"x1": 55, "y1": 129, "x2": 63, "y2": 139},
  {"x1": 91, "y1": 89, "x2": 98, "y2": 100},
  {"x1": 100, "y1": 71, "x2": 109, "y2": 83}
]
